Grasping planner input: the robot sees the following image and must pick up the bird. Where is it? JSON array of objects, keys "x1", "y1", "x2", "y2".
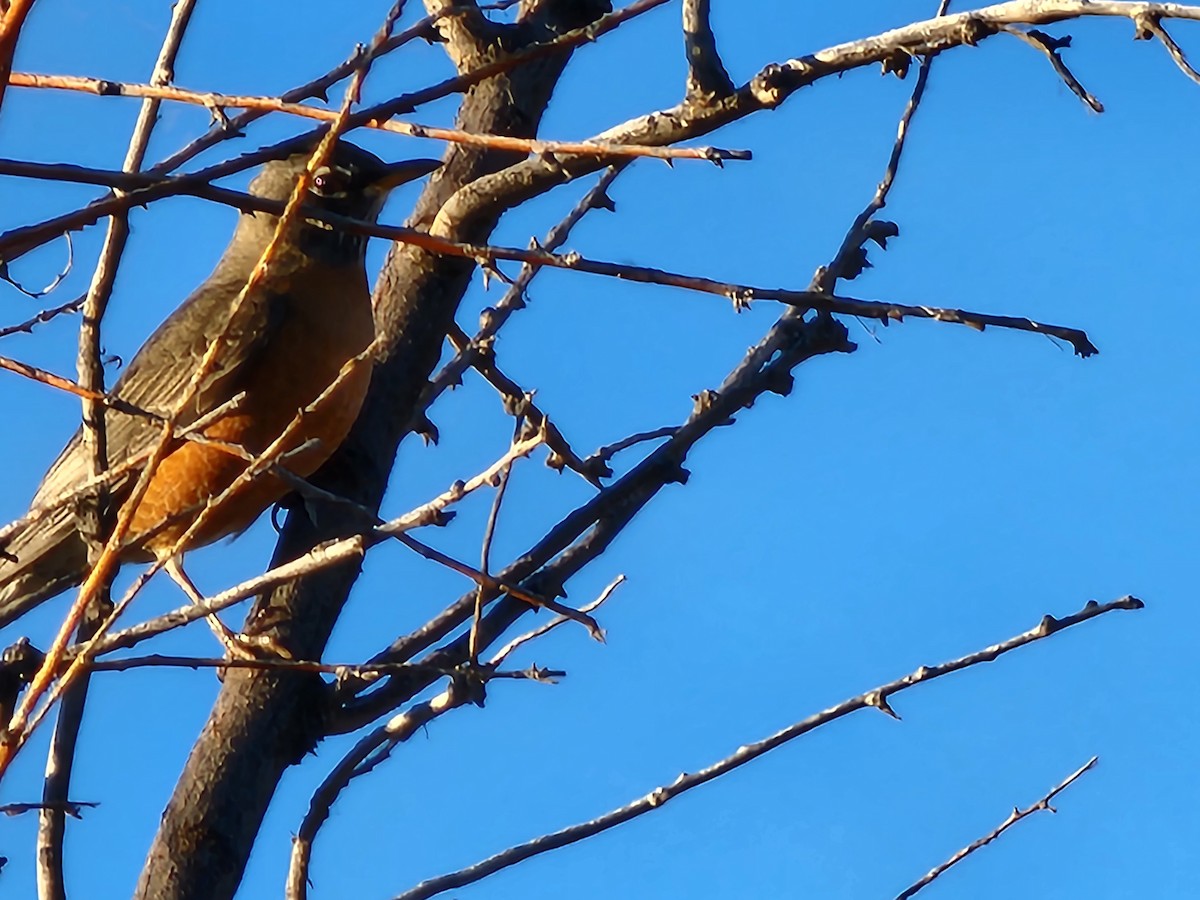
[{"x1": 0, "y1": 140, "x2": 440, "y2": 638}]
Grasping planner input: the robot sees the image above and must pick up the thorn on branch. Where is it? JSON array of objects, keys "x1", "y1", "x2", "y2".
[
  {"x1": 749, "y1": 63, "x2": 787, "y2": 109},
  {"x1": 691, "y1": 389, "x2": 720, "y2": 416},
  {"x1": 545, "y1": 449, "x2": 568, "y2": 473},
  {"x1": 523, "y1": 664, "x2": 563, "y2": 685},
  {"x1": 589, "y1": 190, "x2": 616, "y2": 213},
  {"x1": 663, "y1": 462, "x2": 690, "y2": 486},
  {"x1": 865, "y1": 219, "x2": 899, "y2": 249},
  {"x1": 832, "y1": 247, "x2": 872, "y2": 282},
  {"x1": 1037, "y1": 613, "x2": 1061, "y2": 636},
  {"x1": 203, "y1": 99, "x2": 232, "y2": 128},
  {"x1": 414, "y1": 414, "x2": 440, "y2": 446},
  {"x1": 501, "y1": 391, "x2": 532, "y2": 419},
  {"x1": 1030, "y1": 29, "x2": 1073, "y2": 54},
  {"x1": 959, "y1": 15, "x2": 993, "y2": 48},
  {"x1": 727, "y1": 287, "x2": 753, "y2": 311},
  {"x1": 452, "y1": 666, "x2": 488, "y2": 708},
  {"x1": 762, "y1": 367, "x2": 793, "y2": 398},
  {"x1": 478, "y1": 306, "x2": 499, "y2": 330},
  {"x1": 865, "y1": 689, "x2": 900, "y2": 720},
  {"x1": 881, "y1": 50, "x2": 912, "y2": 79}
]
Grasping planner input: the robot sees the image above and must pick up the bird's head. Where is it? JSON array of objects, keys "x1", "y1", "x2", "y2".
[{"x1": 245, "y1": 141, "x2": 440, "y2": 265}]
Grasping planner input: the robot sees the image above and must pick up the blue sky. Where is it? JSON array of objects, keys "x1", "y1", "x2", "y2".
[{"x1": 0, "y1": 1, "x2": 1196, "y2": 897}]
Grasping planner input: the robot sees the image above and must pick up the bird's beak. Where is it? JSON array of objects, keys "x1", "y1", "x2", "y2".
[{"x1": 371, "y1": 158, "x2": 441, "y2": 191}]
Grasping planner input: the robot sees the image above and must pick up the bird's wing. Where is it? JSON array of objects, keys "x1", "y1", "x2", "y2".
[
  {"x1": 31, "y1": 264, "x2": 282, "y2": 507},
  {"x1": 0, "y1": 264, "x2": 283, "y2": 627},
  {"x1": 0, "y1": 508, "x2": 86, "y2": 628}
]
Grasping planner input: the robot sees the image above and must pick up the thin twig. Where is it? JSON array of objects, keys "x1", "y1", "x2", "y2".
[
  {"x1": 38, "y1": 4, "x2": 198, "y2": 892},
  {"x1": 490, "y1": 574, "x2": 625, "y2": 662},
  {"x1": 80, "y1": 654, "x2": 559, "y2": 681},
  {"x1": 1001, "y1": 25, "x2": 1103, "y2": 111},
  {"x1": 0, "y1": 0, "x2": 37, "y2": 113},
  {"x1": 420, "y1": 167, "x2": 624, "y2": 486},
  {"x1": 895, "y1": 756, "x2": 1099, "y2": 899},
  {"x1": 9, "y1": 72, "x2": 749, "y2": 164},
  {"x1": 0, "y1": 0, "x2": 670, "y2": 268},
  {"x1": 150, "y1": 6, "x2": 467, "y2": 172},
  {"x1": 331, "y1": 316, "x2": 853, "y2": 730},
  {"x1": 10, "y1": 1, "x2": 1200, "y2": 273},
  {"x1": 75, "y1": 431, "x2": 549, "y2": 659},
  {"x1": 0, "y1": 161, "x2": 1111, "y2": 356},
  {"x1": 818, "y1": 48, "x2": 936, "y2": 292},
  {"x1": 1136, "y1": 12, "x2": 1200, "y2": 84},
  {"x1": 0, "y1": 232, "x2": 71, "y2": 297},
  {"x1": 444, "y1": 323, "x2": 604, "y2": 484},
  {"x1": 471, "y1": 421, "x2": 518, "y2": 664},
  {"x1": 0, "y1": 0, "x2": 657, "y2": 260},
  {"x1": 0, "y1": 294, "x2": 84, "y2": 339},
  {"x1": 1, "y1": 800, "x2": 98, "y2": 818},
  {"x1": 583, "y1": 427, "x2": 679, "y2": 476},
  {"x1": 393, "y1": 532, "x2": 600, "y2": 637}
]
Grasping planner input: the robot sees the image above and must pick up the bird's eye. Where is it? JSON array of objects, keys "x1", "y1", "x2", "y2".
[{"x1": 311, "y1": 167, "x2": 349, "y2": 198}]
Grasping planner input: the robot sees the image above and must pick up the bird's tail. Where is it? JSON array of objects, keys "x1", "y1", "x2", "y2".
[{"x1": 0, "y1": 508, "x2": 85, "y2": 631}]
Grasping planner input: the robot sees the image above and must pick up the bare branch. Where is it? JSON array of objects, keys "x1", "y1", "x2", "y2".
[
  {"x1": 0, "y1": 294, "x2": 83, "y2": 339},
  {"x1": 8, "y1": 71, "x2": 751, "y2": 164},
  {"x1": 1135, "y1": 11, "x2": 1200, "y2": 84},
  {"x1": 82, "y1": 654, "x2": 559, "y2": 682},
  {"x1": 331, "y1": 314, "x2": 854, "y2": 731},
  {"x1": 1, "y1": 800, "x2": 98, "y2": 818},
  {"x1": 152, "y1": 6, "x2": 464, "y2": 172},
  {"x1": 1001, "y1": 25, "x2": 1103, "y2": 111},
  {"x1": 393, "y1": 599, "x2": 1141, "y2": 900},
  {"x1": 896, "y1": 756, "x2": 1100, "y2": 899},
  {"x1": 286, "y1": 575, "x2": 623, "y2": 899},
  {"x1": 582, "y1": 426, "x2": 679, "y2": 476},
  {"x1": 683, "y1": 0, "x2": 734, "y2": 101},
  {"x1": 40, "y1": 1, "x2": 199, "y2": 887},
  {"x1": 817, "y1": 44, "x2": 937, "y2": 292},
  {"x1": 0, "y1": 174, "x2": 1076, "y2": 353},
  {"x1": 470, "y1": 421, "x2": 517, "y2": 663},
  {"x1": 8, "y1": 1, "x2": 1200, "y2": 274},
  {"x1": 490, "y1": 574, "x2": 625, "y2": 663},
  {"x1": 0, "y1": 0, "x2": 37, "y2": 113},
  {"x1": 0, "y1": 232, "x2": 71, "y2": 297},
  {"x1": 394, "y1": 533, "x2": 603, "y2": 639},
  {"x1": 419, "y1": 166, "x2": 622, "y2": 483},
  {"x1": 76, "y1": 431, "x2": 548, "y2": 658}
]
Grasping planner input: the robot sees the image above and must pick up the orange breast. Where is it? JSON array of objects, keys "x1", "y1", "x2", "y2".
[{"x1": 127, "y1": 263, "x2": 375, "y2": 557}]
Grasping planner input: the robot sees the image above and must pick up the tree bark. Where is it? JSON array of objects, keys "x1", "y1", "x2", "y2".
[{"x1": 134, "y1": 4, "x2": 612, "y2": 898}]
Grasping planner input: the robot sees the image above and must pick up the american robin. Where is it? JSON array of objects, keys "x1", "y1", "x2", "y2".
[{"x1": 0, "y1": 141, "x2": 440, "y2": 632}]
